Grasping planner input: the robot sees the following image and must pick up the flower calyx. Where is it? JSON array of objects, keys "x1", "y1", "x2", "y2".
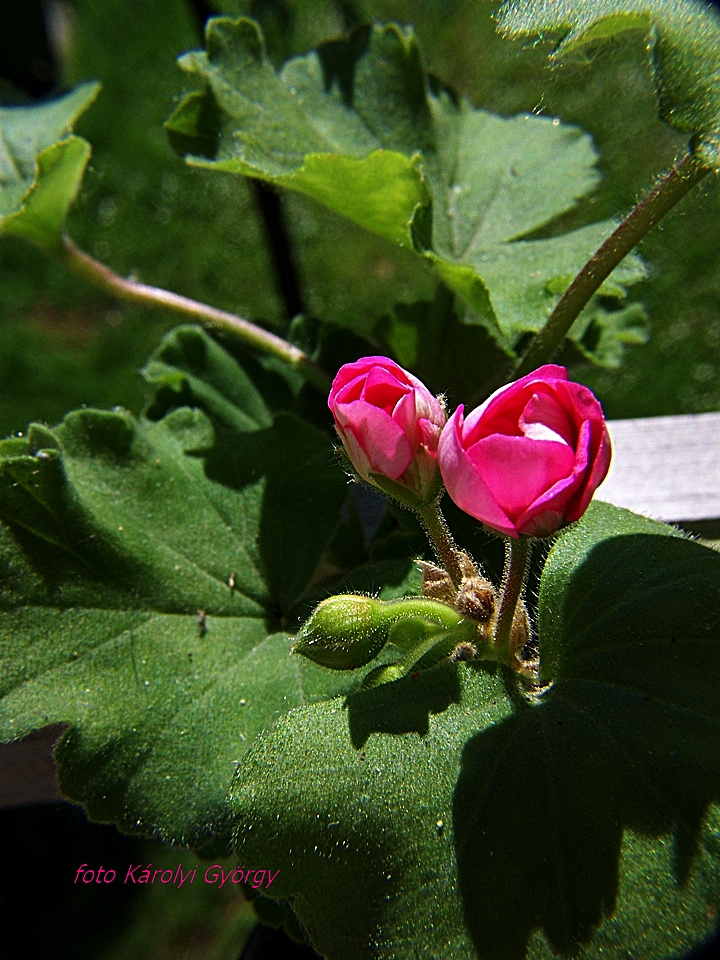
[{"x1": 418, "y1": 551, "x2": 497, "y2": 642}]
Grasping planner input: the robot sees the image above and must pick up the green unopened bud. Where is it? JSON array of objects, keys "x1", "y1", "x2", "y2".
[
  {"x1": 292, "y1": 595, "x2": 389, "y2": 669},
  {"x1": 293, "y1": 593, "x2": 468, "y2": 671}
]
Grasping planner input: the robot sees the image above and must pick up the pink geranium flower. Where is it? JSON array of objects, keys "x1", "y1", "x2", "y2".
[
  {"x1": 438, "y1": 365, "x2": 611, "y2": 538},
  {"x1": 329, "y1": 357, "x2": 446, "y2": 503}
]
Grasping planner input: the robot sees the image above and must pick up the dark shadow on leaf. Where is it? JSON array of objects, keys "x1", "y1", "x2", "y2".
[
  {"x1": 454, "y1": 532, "x2": 720, "y2": 960},
  {"x1": 674, "y1": 802, "x2": 707, "y2": 889},
  {"x1": 454, "y1": 690, "x2": 719, "y2": 959},
  {"x1": 0, "y1": 484, "x2": 148, "y2": 612},
  {"x1": 316, "y1": 25, "x2": 371, "y2": 107},
  {"x1": 346, "y1": 661, "x2": 462, "y2": 749},
  {"x1": 165, "y1": 86, "x2": 221, "y2": 159}
]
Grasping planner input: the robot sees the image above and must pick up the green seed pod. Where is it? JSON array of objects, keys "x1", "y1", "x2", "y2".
[{"x1": 292, "y1": 595, "x2": 389, "y2": 669}]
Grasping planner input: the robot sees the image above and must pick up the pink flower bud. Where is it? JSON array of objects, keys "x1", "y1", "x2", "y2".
[
  {"x1": 438, "y1": 364, "x2": 611, "y2": 538},
  {"x1": 329, "y1": 357, "x2": 446, "y2": 504}
]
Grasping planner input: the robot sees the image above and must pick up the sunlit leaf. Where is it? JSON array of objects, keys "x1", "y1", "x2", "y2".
[
  {"x1": 0, "y1": 83, "x2": 100, "y2": 251},
  {"x1": 498, "y1": 0, "x2": 720, "y2": 167},
  {"x1": 229, "y1": 502, "x2": 720, "y2": 959},
  {"x1": 166, "y1": 18, "x2": 644, "y2": 358},
  {"x1": 0, "y1": 398, "x2": 353, "y2": 846}
]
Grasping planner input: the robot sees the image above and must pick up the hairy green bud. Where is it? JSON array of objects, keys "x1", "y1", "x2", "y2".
[
  {"x1": 293, "y1": 593, "x2": 468, "y2": 671},
  {"x1": 292, "y1": 595, "x2": 389, "y2": 669}
]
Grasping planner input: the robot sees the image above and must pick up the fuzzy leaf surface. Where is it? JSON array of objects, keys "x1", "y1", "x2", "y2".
[
  {"x1": 0, "y1": 401, "x2": 353, "y2": 846},
  {"x1": 141, "y1": 325, "x2": 275, "y2": 432},
  {"x1": 0, "y1": 83, "x2": 100, "y2": 251},
  {"x1": 498, "y1": 0, "x2": 720, "y2": 166},
  {"x1": 167, "y1": 18, "x2": 644, "y2": 355},
  {"x1": 230, "y1": 502, "x2": 720, "y2": 959}
]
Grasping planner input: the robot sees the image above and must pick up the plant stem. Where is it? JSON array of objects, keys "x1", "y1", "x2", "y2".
[
  {"x1": 514, "y1": 151, "x2": 712, "y2": 378},
  {"x1": 385, "y1": 596, "x2": 466, "y2": 630},
  {"x1": 58, "y1": 235, "x2": 332, "y2": 392},
  {"x1": 417, "y1": 501, "x2": 464, "y2": 589},
  {"x1": 493, "y1": 536, "x2": 531, "y2": 660}
]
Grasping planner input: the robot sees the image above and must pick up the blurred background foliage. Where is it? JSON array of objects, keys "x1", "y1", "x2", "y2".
[
  {"x1": 1, "y1": 2, "x2": 719, "y2": 957},
  {"x1": 0, "y1": 0, "x2": 719, "y2": 440}
]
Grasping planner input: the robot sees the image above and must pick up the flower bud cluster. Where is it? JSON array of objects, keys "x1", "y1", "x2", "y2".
[
  {"x1": 298, "y1": 357, "x2": 611, "y2": 682},
  {"x1": 329, "y1": 358, "x2": 611, "y2": 539}
]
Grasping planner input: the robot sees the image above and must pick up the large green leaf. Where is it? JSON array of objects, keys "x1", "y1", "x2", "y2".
[
  {"x1": 166, "y1": 18, "x2": 644, "y2": 356},
  {"x1": 498, "y1": 0, "x2": 720, "y2": 168},
  {"x1": 0, "y1": 83, "x2": 100, "y2": 251},
  {"x1": 230, "y1": 501, "x2": 720, "y2": 959},
  {"x1": 0, "y1": 395, "x2": 355, "y2": 846}
]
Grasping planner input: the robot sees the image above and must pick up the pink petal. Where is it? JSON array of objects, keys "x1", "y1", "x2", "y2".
[
  {"x1": 392, "y1": 389, "x2": 421, "y2": 443},
  {"x1": 507, "y1": 364, "x2": 569, "y2": 388},
  {"x1": 469, "y1": 434, "x2": 576, "y2": 520},
  {"x1": 519, "y1": 391, "x2": 576, "y2": 445},
  {"x1": 463, "y1": 365, "x2": 569, "y2": 441},
  {"x1": 418, "y1": 416, "x2": 442, "y2": 456},
  {"x1": 337, "y1": 428, "x2": 373, "y2": 478},
  {"x1": 330, "y1": 356, "x2": 405, "y2": 407},
  {"x1": 555, "y1": 379, "x2": 606, "y2": 427},
  {"x1": 332, "y1": 372, "x2": 366, "y2": 405},
  {"x1": 518, "y1": 510, "x2": 565, "y2": 538},
  {"x1": 361, "y1": 367, "x2": 407, "y2": 414},
  {"x1": 438, "y1": 409, "x2": 517, "y2": 536},
  {"x1": 562, "y1": 421, "x2": 612, "y2": 523},
  {"x1": 516, "y1": 418, "x2": 608, "y2": 533},
  {"x1": 515, "y1": 470, "x2": 582, "y2": 535},
  {"x1": 336, "y1": 400, "x2": 412, "y2": 478}
]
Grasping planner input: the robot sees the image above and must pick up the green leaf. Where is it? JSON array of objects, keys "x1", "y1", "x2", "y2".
[
  {"x1": 565, "y1": 300, "x2": 649, "y2": 368},
  {"x1": 167, "y1": 18, "x2": 644, "y2": 355},
  {"x1": 497, "y1": 0, "x2": 720, "y2": 167},
  {"x1": 229, "y1": 502, "x2": 720, "y2": 959},
  {"x1": 0, "y1": 83, "x2": 100, "y2": 252},
  {"x1": 0, "y1": 402, "x2": 354, "y2": 845},
  {"x1": 141, "y1": 325, "x2": 274, "y2": 431}
]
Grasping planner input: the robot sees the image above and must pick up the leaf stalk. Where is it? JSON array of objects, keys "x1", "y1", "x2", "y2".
[
  {"x1": 514, "y1": 151, "x2": 712, "y2": 378},
  {"x1": 57, "y1": 235, "x2": 332, "y2": 392}
]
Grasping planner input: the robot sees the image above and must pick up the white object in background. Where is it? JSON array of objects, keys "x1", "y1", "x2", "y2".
[{"x1": 597, "y1": 412, "x2": 720, "y2": 523}]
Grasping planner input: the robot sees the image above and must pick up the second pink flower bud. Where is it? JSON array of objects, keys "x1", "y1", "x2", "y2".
[{"x1": 328, "y1": 356, "x2": 446, "y2": 506}]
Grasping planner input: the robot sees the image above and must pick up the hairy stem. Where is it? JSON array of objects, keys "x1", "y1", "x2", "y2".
[
  {"x1": 384, "y1": 596, "x2": 466, "y2": 630},
  {"x1": 58, "y1": 235, "x2": 332, "y2": 392},
  {"x1": 417, "y1": 502, "x2": 464, "y2": 589},
  {"x1": 515, "y1": 151, "x2": 712, "y2": 378},
  {"x1": 493, "y1": 536, "x2": 531, "y2": 659}
]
